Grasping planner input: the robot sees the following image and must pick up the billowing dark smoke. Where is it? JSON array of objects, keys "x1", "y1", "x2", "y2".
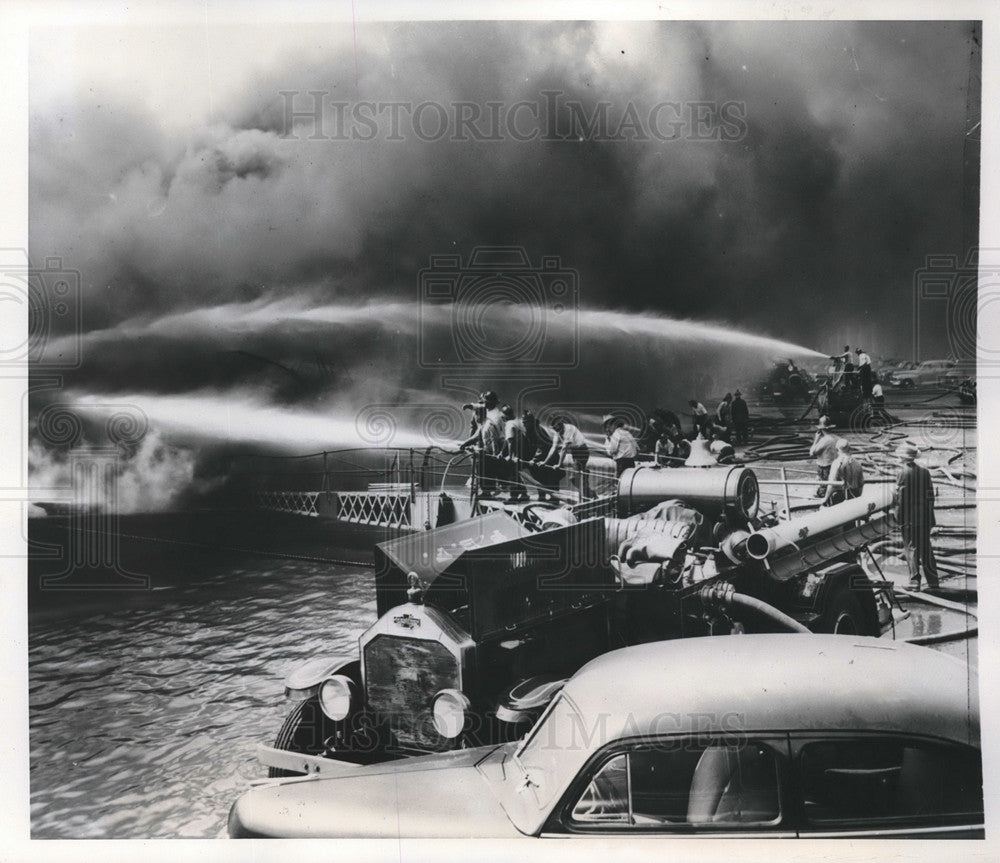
[
  {"x1": 30, "y1": 20, "x2": 978, "y2": 347},
  {"x1": 27, "y1": 20, "x2": 979, "y2": 510}
]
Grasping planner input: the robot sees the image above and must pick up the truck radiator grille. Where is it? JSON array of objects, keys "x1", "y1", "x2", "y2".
[{"x1": 363, "y1": 634, "x2": 460, "y2": 751}]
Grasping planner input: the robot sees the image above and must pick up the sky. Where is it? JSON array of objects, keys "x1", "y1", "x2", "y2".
[{"x1": 24, "y1": 16, "x2": 983, "y2": 507}]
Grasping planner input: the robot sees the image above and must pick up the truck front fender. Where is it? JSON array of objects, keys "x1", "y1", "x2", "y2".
[{"x1": 284, "y1": 656, "x2": 361, "y2": 700}]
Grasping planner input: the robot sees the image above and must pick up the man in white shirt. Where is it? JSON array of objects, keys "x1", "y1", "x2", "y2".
[
  {"x1": 550, "y1": 416, "x2": 593, "y2": 499},
  {"x1": 458, "y1": 390, "x2": 506, "y2": 497},
  {"x1": 829, "y1": 345, "x2": 850, "y2": 387},
  {"x1": 822, "y1": 439, "x2": 864, "y2": 506},
  {"x1": 502, "y1": 405, "x2": 533, "y2": 501},
  {"x1": 870, "y1": 380, "x2": 891, "y2": 422},
  {"x1": 809, "y1": 415, "x2": 841, "y2": 497},
  {"x1": 603, "y1": 415, "x2": 639, "y2": 476},
  {"x1": 688, "y1": 400, "x2": 709, "y2": 437}
]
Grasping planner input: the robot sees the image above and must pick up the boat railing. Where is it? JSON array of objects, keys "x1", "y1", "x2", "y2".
[{"x1": 232, "y1": 445, "x2": 618, "y2": 527}]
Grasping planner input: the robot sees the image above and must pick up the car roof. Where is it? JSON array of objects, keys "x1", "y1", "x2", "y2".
[{"x1": 561, "y1": 635, "x2": 978, "y2": 747}]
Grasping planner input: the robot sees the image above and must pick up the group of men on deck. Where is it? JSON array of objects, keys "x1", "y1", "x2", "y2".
[
  {"x1": 457, "y1": 389, "x2": 755, "y2": 503},
  {"x1": 457, "y1": 391, "x2": 598, "y2": 501},
  {"x1": 456, "y1": 386, "x2": 940, "y2": 593}
]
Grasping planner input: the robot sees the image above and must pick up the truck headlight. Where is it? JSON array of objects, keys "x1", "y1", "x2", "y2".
[
  {"x1": 432, "y1": 689, "x2": 471, "y2": 739},
  {"x1": 318, "y1": 675, "x2": 356, "y2": 721}
]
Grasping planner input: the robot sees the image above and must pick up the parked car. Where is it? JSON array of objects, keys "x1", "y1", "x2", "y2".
[
  {"x1": 885, "y1": 359, "x2": 957, "y2": 388},
  {"x1": 229, "y1": 634, "x2": 982, "y2": 839},
  {"x1": 943, "y1": 361, "x2": 977, "y2": 388}
]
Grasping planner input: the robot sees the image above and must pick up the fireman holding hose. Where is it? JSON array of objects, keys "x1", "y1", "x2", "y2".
[{"x1": 603, "y1": 414, "x2": 639, "y2": 477}]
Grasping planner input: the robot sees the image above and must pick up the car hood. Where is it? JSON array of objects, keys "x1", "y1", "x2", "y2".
[{"x1": 229, "y1": 747, "x2": 524, "y2": 839}]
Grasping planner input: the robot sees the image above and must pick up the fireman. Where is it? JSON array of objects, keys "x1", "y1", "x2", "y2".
[{"x1": 603, "y1": 414, "x2": 639, "y2": 476}]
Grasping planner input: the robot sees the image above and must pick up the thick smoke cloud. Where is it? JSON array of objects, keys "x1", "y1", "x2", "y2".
[
  {"x1": 30, "y1": 20, "x2": 977, "y2": 348},
  {"x1": 28, "y1": 431, "x2": 211, "y2": 514},
  {"x1": 27, "y1": 20, "x2": 979, "y2": 510}
]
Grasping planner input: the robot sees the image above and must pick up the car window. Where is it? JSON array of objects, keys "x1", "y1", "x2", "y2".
[
  {"x1": 569, "y1": 741, "x2": 781, "y2": 830},
  {"x1": 799, "y1": 739, "x2": 983, "y2": 827},
  {"x1": 572, "y1": 754, "x2": 630, "y2": 824}
]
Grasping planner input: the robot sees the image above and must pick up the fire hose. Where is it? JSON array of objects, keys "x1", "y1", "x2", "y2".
[
  {"x1": 857, "y1": 550, "x2": 978, "y2": 645},
  {"x1": 706, "y1": 569, "x2": 978, "y2": 645},
  {"x1": 699, "y1": 584, "x2": 810, "y2": 634}
]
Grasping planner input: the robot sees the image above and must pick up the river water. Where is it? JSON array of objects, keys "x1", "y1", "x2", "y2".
[{"x1": 29, "y1": 538, "x2": 374, "y2": 839}]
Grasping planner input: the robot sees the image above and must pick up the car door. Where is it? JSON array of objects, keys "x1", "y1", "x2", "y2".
[
  {"x1": 787, "y1": 732, "x2": 984, "y2": 838},
  {"x1": 541, "y1": 735, "x2": 796, "y2": 837}
]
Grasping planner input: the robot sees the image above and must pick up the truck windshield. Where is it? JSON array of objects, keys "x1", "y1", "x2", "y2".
[{"x1": 514, "y1": 693, "x2": 587, "y2": 809}]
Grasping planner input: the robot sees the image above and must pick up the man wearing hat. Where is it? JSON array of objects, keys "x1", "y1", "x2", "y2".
[
  {"x1": 822, "y1": 439, "x2": 864, "y2": 507},
  {"x1": 809, "y1": 415, "x2": 840, "y2": 497},
  {"x1": 731, "y1": 390, "x2": 750, "y2": 444},
  {"x1": 894, "y1": 443, "x2": 939, "y2": 591},
  {"x1": 604, "y1": 414, "x2": 639, "y2": 477}
]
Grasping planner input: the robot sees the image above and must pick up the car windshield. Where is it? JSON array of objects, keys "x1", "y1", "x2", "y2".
[{"x1": 514, "y1": 693, "x2": 590, "y2": 809}]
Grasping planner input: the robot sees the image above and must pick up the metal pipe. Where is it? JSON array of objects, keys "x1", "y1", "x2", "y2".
[
  {"x1": 765, "y1": 515, "x2": 892, "y2": 582},
  {"x1": 780, "y1": 466, "x2": 791, "y2": 527},
  {"x1": 616, "y1": 465, "x2": 759, "y2": 520},
  {"x1": 745, "y1": 484, "x2": 895, "y2": 561},
  {"x1": 757, "y1": 480, "x2": 843, "y2": 486}
]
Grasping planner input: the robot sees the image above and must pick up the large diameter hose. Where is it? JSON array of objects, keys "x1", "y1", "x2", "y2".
[
  {"x1": 700, "y1": 584, "x2": 810, "y2": 633},
  {"x1": 728, "y1": 592, "x2": 811, "y2": 633}
]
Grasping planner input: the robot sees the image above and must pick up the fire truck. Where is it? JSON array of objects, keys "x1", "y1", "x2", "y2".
[{"x1": 256, "y1": 456, "x2": 896, "y2": 777}]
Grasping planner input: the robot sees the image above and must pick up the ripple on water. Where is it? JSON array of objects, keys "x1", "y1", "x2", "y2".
[{"x1": 30, "y1": 558, "x2": 374, "y2": 839}]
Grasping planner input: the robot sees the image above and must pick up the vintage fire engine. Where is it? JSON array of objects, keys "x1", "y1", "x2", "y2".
[{"x1": 257, "y1": 457, "x2": 896, "y2": 777}]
